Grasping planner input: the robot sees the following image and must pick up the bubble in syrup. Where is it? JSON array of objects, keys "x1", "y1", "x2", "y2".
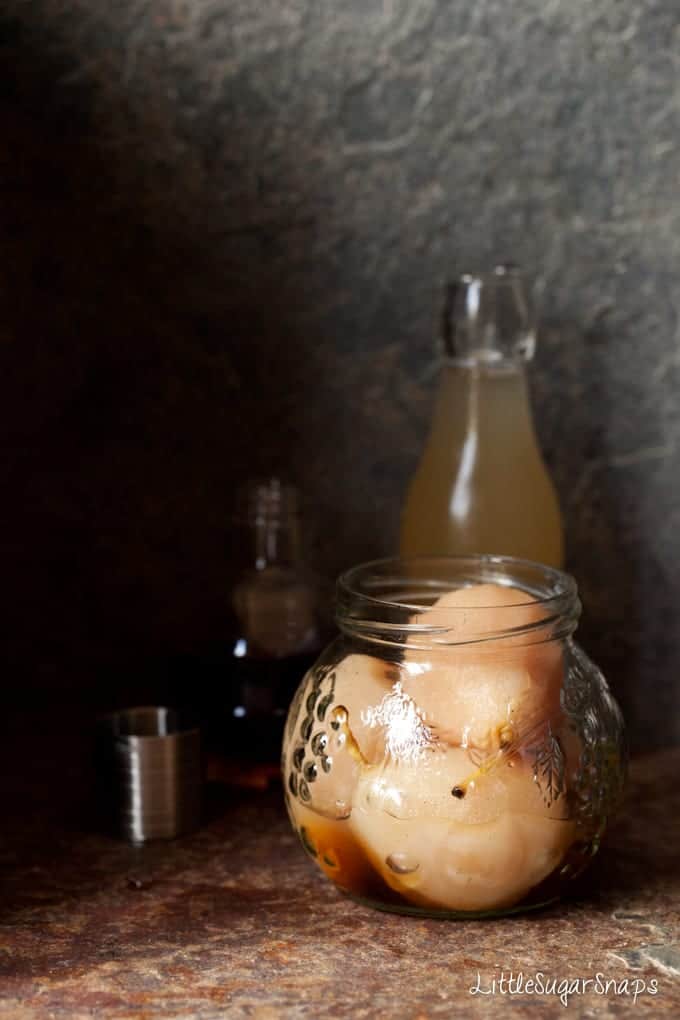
[
  {"x1": 386, "y1": 852, "x2": 420, "y2": 875},
  {"x1": 330, "y1": 705, "x2": 348, "y2": 731}
]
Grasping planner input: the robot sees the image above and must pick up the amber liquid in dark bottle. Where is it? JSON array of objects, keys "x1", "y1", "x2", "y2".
[{"x1": 203, "y1": 480, "x2": 323, "y2": 763}]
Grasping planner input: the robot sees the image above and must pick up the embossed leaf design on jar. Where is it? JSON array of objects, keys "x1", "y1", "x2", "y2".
[{"x1": 282, "y1": 556, "x2": 626, "y2": 918}]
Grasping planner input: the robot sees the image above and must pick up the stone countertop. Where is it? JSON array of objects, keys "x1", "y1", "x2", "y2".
[{"x1": 1, "y1": 741, "x2": 679, "y2": 1019}]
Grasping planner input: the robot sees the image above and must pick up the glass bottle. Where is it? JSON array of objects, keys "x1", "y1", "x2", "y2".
[
  {"x1": 205, "y1": 479, "x2": 324, "y2": 763},
  {"x1": 400, "y1": 266, "x2": 564, "y2": 567}
]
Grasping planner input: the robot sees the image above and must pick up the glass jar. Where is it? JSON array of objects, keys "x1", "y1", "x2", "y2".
[{"x1": 282, "y1": 556, "x2": 626, "y2": 918}]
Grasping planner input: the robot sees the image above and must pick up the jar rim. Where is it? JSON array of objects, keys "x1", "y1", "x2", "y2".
[{"x1": 336, "y1": 555, "x2": 580, "y2": 648}]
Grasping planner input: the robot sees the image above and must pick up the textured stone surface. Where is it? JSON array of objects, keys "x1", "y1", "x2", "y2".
[
  {"x1": 1, "y1": 2, "x2": 679, "y2": 748},
  {"x1": 0, "y1": 743, "x2": 679, "y2": 1019}
]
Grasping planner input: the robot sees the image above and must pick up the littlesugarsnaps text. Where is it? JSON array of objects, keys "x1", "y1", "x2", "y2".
[{"x1": 469, "y1": 970, "x2": 659, "y2": 1007}]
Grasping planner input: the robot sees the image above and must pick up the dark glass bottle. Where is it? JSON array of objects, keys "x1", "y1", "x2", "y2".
[{"x1": 205, "y1": 479, "x2": 324, "y2": 763}]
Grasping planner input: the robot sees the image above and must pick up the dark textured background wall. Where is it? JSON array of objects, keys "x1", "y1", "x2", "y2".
[{"x1": 1, "y1": 1, "x2": 679, "y2": 749}]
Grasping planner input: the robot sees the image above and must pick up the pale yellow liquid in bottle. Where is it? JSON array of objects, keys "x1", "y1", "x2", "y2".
[{"x1": 400, "y1": 361, "x2": 564, "y2": 567}]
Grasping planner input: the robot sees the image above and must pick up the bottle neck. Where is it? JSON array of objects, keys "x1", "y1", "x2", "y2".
[
  {"x1": 231, "y1": 482, "x2": 318, "y2": 659},
  {"x1": 235, "y1": 479, "x2": 303, "y2": 572},
  {"x1": 433, "y1": 360, "x2": 535, "y2": 440},
  {"x1": 442, "y1": 267, "x2": 536, "y2": 365},
  {"x1": 251, "y1": 516, "x2": 302, "y2": 571}
]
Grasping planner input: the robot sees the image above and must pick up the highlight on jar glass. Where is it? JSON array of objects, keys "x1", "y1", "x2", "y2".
[{"x1": 281, "y1": 556, "x2": 626, "y2": 919}]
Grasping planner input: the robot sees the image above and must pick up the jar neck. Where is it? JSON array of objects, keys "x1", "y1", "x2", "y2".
[{"x1": 336, "y1": 556, "x2": 579, "y2": 651}]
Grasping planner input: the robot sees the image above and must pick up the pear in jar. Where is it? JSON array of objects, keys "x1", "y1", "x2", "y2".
[
  {"x1": 345, "y1": 582, "x2": 576, "y2": 912},
  {"x1": 401, "y1": 584, "x2": 564, "y2": 753},
  {"x1": 283, "y1": 653, "x2": 393, "y2": 821},
  {"x1": 349, "y1": 745, "x2": 575, "y2": 913}
]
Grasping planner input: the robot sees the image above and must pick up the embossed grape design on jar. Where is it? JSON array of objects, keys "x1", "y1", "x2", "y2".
[{"x1": 282, "y1": 556, "x2": 626, "y2": 918}]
